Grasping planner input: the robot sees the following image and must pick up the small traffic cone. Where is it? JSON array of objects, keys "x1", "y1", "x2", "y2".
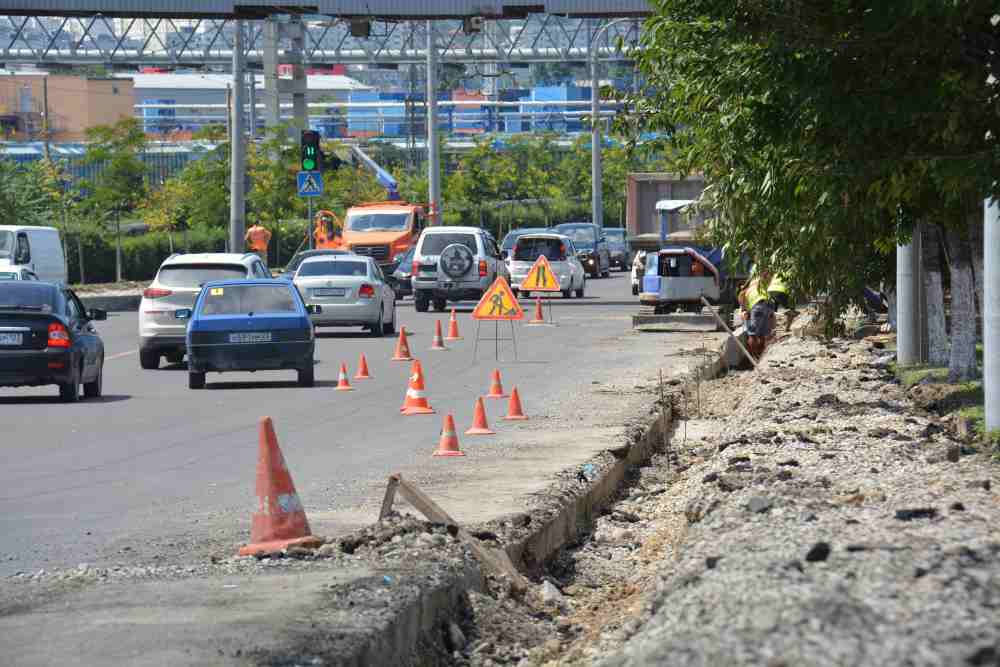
[
  {"x1": 445, "y1": 309, "x2": 463, "y2": 341},
  {"x1": 354, "y1": 353, "x2": 372, "y2": 380},
  {"x1": 528, "y1": 297, "x2": 546, "y2": 325},
  {"x1": 465, "y1": 397, "x2": 496, "y2": 435},
  {"x1": 392, "y1": 327, "x2": 413, "y2": 361},
  {"x1": 504, "y1": 386, "x2": 529, "y2": 421},
  {"x1": 400, "y1": 359, "x2": 435, "y2": 415},
  {"x1": 238, "y1": 417, "x2": 322, "y2": 556},
  {"x1": 430, "y1": 320, "x2": 448, "y2": 351},
  {"x1": 433, "y1": 414, "x2": 465, "y2": 457},
  {"x1": 335, "y1": 362, "x2": 353, "y2": 391},
  {"x1": 486, "y1": 368, "x2": 508, "y2": 399}
]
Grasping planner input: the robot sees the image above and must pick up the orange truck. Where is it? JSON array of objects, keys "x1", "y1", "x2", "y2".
[{"x1": 337, "y1": 201, "x2": 427, "y2": 268}]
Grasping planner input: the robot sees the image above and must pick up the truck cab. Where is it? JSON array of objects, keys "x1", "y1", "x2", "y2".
[{"x1": 342, "y1": 202, "x2": 426, "y2": 269}]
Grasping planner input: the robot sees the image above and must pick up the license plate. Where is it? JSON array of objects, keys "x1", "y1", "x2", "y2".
[
  {"x1": 312, "y1": 288, "x2": 346, "y2": 297},
  {"x1": 0, "y1": 333, "x2": 22, "y2": 346},
  {"x1": 228, "y1": 332, "x2": 272, "y2": 344}
]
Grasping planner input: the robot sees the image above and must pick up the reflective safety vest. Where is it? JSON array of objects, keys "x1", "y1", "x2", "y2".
[
  {"x1": 767, "y1": 274, "x2": 789, "y2": 295},
  {"x1": 246, "y1": 226, "x2": 271, "y2": 251},
  {"x1": 741, "y1": 277, "x2": 770, "y2": 310}
]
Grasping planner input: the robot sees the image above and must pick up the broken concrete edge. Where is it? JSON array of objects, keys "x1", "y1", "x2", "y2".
[
  {"x1": 79, "y1": 294, "x2": 141, "y2": 312},
  {"x1": 308, "y1": 335, "x2": 740, "y2": 666}
]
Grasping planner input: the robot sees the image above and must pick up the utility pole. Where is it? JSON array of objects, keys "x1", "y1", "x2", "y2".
[
  {"x1": 985, "y1": 198, "x2": 999, "y2": 431},
  {"x1": 426, "y1": 21, "x2": 441, "y2": 225},
  {"x1": 896, "y1": 228, "x2": 923, "y2": 366},
  {"x1": 42, "y1": 76, "x2": 50, "y2": 160},
  {"x1": 229, "y1": 20, "x2": 246, "y2": 255},
  {"x1": 248, "y1": 70, "x2": 258, "y2": 140},
  {"x1": 590, "y1": 20, "x2": 603, "y2": 231}
]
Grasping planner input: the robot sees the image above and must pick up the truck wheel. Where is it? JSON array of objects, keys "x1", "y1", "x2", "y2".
[
  {"x1": 188, "y1": 371, "x2": 206, "y2": 390},
  {"x1": 415, "y1": 291, "x2": 430, "y2": 313},
  {"x1": 432, "y1": 297, "x2": 447, "y2": 312}
]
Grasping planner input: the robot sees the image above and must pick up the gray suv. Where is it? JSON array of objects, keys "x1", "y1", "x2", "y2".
[{"x1": 411, "y1": 226, "x2": 510, "y2": 312}]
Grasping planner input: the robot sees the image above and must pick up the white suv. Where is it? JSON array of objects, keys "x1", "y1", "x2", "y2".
[
  {"x1": 411, "y1": 226, "x2": 510, "y2": 312},
  {"x1": 138, "y1": 252, "x2": 270, "y2": 369}
]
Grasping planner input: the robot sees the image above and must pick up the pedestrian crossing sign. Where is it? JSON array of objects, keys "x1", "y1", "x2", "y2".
[
  {"x1": 297, "y1": 171, "x2": 324, "y2": 197},
  {"x1": 520, "y1": 255, "x2": 560, "y2": 291},
  {"x1": 472, "y1": 277, "x2": 524, "y2": 321}
]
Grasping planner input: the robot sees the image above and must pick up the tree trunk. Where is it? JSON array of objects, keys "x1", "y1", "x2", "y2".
[
  {"x1": 921, "y1": 224, "x2": 949, "y2": 366},
  {"x1": 115, "y1": 214, "x2": 123, "y2": 283},
  {"x1": 968, "y1": 207, "x2": 985, "y2": 318},
  {"x1": 76, "y1": 234, "x2": 85, "y2": 284},
  {"x1": 886, "y1": 288, "x2": 897, "y2": 331},
  {"x1": 943, "y1": 224, "x2": 978, "y2": 382}
]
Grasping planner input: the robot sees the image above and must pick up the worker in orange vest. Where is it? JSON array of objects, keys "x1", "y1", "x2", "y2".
[{"x1": 245, "y1": 223, "x2": 272, "y2": 266}]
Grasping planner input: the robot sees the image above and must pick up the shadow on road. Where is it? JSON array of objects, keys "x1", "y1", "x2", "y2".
[
  {"x1": 0, "y1": 394, "x2": 131, "y2": 404},
  {"x1": 203, "y1": 380, "x2": 340, "y2": 390}
]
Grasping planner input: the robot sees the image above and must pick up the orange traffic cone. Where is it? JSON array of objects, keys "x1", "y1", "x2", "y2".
[
  {"x1": 465, "y1": 396, "x2": 496, "y2": 435},
  {"x1": 335, "y1": 362, "x2": 353, "y2": 391},
  {"x1": 354, "y1": 353, "x2": 372, "y2": 380},
  {"x1": 445, "y1": 309, "x2": 463, "y2": 341},
  {"x1": 486, "y1": 368, "x2": 508, "y2": 399},
  {"x1": 528, "y1": 297, "x2": 546, "y2": 325},
  {"x1": 504, "y1": 386, "x2": 529, "y2": 420},
  {"x1": 400, "y1": 359, "x2": 435, "y2": 415},
  {"x1": 433, "y1": 414, "x2": 465, "y2": 457},
  {"x1": 392, "y1": 327, "x2": 413, "y2": 361},
  {"x1": 238, "y1": 417, "x2": 322, "y2": 556},
  {"x1": 430, "y1": 320, "x2": 448, "y2": 351}
]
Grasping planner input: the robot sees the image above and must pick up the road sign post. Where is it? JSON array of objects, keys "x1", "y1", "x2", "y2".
[
  {"x1": 472, "y1": 277, "x2": 524, "y2": 361},
  {"x1": 520, "y1": 254, "x2": 561, "y2": 325}
]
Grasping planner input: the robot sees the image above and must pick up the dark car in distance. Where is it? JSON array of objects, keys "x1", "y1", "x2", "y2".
[
  {"x1": 178, "y1": 280, "x2": 321, "y2": 389},
  {"x1": 554, "y1": 222, "x2": 611, "y2": 278},
  {"x1": 277, "y1": 249, "x2": 353, "y2": 280},
  {"x1": 389, "y1": 245, "x2": 415, "y2": 298},
  {"x1": 0, "y1": 281, "x2": 106, "y2": 402}
]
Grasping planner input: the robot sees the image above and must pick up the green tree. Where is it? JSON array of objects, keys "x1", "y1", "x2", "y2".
[
  {"x1": 0, "y1": 159, "x2": 49, "y2": 227},
  {"x1": 79, "y1": 117, "x2": 148, "y2": 282}
]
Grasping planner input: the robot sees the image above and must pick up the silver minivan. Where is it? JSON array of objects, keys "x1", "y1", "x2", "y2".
[
  {"x1": 0, "y1": 226, "x2": 67, "y2": 285},
  {"x1": 411, "y1": 226, "x2": 510, "y2": 312}
]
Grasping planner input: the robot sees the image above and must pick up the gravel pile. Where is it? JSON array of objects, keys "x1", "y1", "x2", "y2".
[{"x1": 601, "y1": 335, "x2": 1000, "y2": 667}]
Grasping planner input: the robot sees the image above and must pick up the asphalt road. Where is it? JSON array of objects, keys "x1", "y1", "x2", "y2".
[{"x1": 0, "y1": 272, "x2": 651, "y2": 577}]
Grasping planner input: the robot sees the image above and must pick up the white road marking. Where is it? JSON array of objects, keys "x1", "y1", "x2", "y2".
[{"x1": 106, "y1": 350, "x2": 137, "y2": 361}]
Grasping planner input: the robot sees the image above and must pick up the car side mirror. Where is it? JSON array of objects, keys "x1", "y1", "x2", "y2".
[
  {"x1": 174, "y1": 308, "x2": 192, "y2": 320},
  {"x1": 306, "y1": 304, "x2": 323, "y2": 315},
  {"x1": 87, "y1": 308, "x2": 107, "y2": 321}
]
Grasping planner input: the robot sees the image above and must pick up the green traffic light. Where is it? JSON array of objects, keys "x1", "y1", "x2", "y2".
[{"x1": 303, "y1": 159, "x2": 316, "y2": 170}]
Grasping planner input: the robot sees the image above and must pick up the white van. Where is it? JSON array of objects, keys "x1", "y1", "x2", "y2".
[{"x1": 0, "y1": 226, "x2": 67, "y2": 285}]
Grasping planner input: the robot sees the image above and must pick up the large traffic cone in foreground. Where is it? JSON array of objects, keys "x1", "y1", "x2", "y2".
[
  {"x1": 354, "y1": 353, "x2": 372, "y2": 380},
  {"x1": 504, "y1": 386, "x2": 529, "y2": 420},
  {"x1": 238, "y1": 417, "x2": 322, "y2": 556},
  {"x1": 445, "y1": 309, "x2": 463, "y2": 341},
  {"x1": 430, "y1": 320, "x2": 448, "y2": 351},
  {"x1": 335, "y1": 362, "x2": 353, "y2": 391},
  {"x1": 486, "y1": 368, "x2": 508, "y2": 399},
  {"x1": 465, "y1": 396, "x2": 496, "y2": 435},
  {"x1": 400, "y1": 359, "x2": 435, "y2": 415},
  {"x1": 528, "y1": 297, "x2": 546, "y2": 325},
  {"x1": 433, "y1": 414, "x2": 465, "y2": 457},
  {"x1": 392, "y1": 327, "x2": 413, "y2": 361}
]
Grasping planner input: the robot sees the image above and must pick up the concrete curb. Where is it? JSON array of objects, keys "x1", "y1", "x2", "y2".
[
  {"x1": 328, "y1": 334, "x2": 742, "y2": 665},
  {"x1": 79, "y1": 294, "x2": 142, "y2": 312}
]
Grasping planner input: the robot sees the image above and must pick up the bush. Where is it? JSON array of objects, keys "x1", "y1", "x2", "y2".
[{"x1": 66, "y1": 227, "x2": 227, "y2": 284}]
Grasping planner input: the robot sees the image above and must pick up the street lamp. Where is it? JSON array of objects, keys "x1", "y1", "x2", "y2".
[{"x1": 591, "y1": 18, "x2": 633, "y2": 232}]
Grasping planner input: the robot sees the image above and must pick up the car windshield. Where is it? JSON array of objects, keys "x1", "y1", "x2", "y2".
[
  {"x1": 0, "y1": 231, "x2": 13, "y2": 259},
  {"x1": 0, "y1": 283, "x2": 57, "y2": 312},
  {"x1": 285, "y1": 251, "x2": 348, "y2": 273},
  {"x1": 420, "y1": 233, "x2": 477, "y2": 256},
  {"x1": 199, "y1": 284, "x2": 298, "y2": 315},
  {"x1": 605, "y1": 229, "x2": 626, "y2": 245},
  {"x1": 0, "y1": 271, "x2": 17, "y2": 280},
  {"x1": 297, "y1": 260, "x2": 369, "y2": 277},
  {"x1": 158, "y1": 264, "x2": 247, "y2": 288},
  {"x1": 345, "y1": 212, "x2": 410, "y2": 232},
  {"x1": 514, "y1": 237, "x2": 565, "y2": 262},
  {"x1": 557, "y1": 225, "x2": 596, "y2": 248},
  {"x1": 501, "y1": 229, "x2": 546, "y2": 251}
]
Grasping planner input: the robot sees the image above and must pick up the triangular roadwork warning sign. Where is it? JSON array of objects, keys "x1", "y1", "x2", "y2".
[
  {"x1": 520, "y1": 255, "x2": 561, "y2": 292},
  {"x1": 473, "y1": 277, "x2": 524, "y2": 321}
]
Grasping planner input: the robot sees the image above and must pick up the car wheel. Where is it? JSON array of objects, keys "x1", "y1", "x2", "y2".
[
  {"x1": 188, "y1": 371, "x2": 206, "y2": 390},
  {"x1": 415, "y1": 291, "x2": 430, "y2": 313},
  {"x1": 383, "y1": 304, "x2": 396, "y2": 335},
  {"x1": 576, "y1": 284, "x2": 585, "y2": 298},
  {"x1": 562, "y1": 288, "x2": 571, "y2": 298},
  {"x1": 298, "y1": 362, "x2": 315, "y2": 387},
  {"x1": 369, "y1": 307, "x2": 384, "y2": 338},
  {"x1": 59, "y1": 366, "x2": 80, "y2": 403},
  {"x1": 83, "y1": 359, "x2": 103, "y2": 398},
  {"x1": 432, "y1": 297, "x2": 447, "y2": 312},
  {"x1": 139, "y1": 348, "x2": 160, "y2": 370},
  {"x1": 601, "y1": 267, "x2": 610, "y2": 278}
]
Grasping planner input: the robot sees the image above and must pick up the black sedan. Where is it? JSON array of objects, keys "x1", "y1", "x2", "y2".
[{"x1": 0, "y1": 282, "x2": 107, "y2": 402}]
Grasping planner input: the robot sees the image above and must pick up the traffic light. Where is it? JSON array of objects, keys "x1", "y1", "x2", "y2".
[{"x1": 300, "y1": 130, "x2": 321, "y2": 171}]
